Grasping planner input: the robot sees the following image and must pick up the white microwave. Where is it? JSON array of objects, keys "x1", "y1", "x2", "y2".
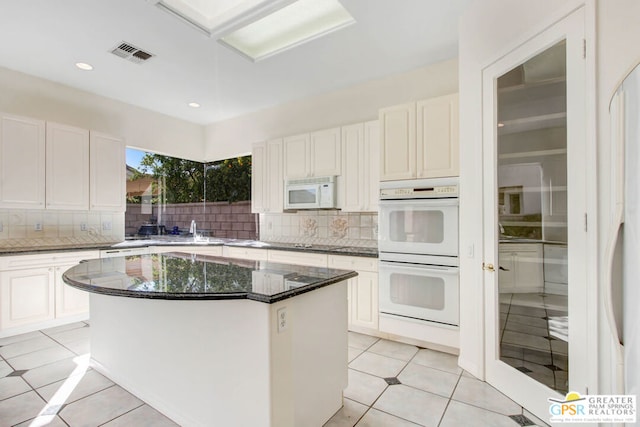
[{"x1": 284, "y1": 176, "x2": 337, "y2": 210}]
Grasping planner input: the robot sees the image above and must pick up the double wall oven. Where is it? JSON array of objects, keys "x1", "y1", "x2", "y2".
[{"x1": 378, "y1": 178, "x2": 459, "y2": 327}]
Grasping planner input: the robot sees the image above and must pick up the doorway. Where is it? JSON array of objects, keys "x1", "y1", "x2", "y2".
[{"x1": 482, "y1": 7, "x2": 590, "y2": 420}]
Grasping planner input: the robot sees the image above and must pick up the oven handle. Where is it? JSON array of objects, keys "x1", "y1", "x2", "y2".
[{"x1": 379, "y1": 260, "x2": 459, "y2": 275}]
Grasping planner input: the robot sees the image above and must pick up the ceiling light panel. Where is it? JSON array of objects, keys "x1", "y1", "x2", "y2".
[{"x1": 220, "y1": 0, "x2": 355, "y2": 61}]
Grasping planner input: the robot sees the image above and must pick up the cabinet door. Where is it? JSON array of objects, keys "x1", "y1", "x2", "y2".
[
  {"x1": 266, "y1": 139, "x2": 283, "y2": 213},
  {"x1": 310, "y1": 127, "x2": 341, "y2": 177},
  {"x1": 251, "y1": 142, "x2": 267, "y2": 213},
  {"x1": 90, "y1": 132, "x2": 125, "y2": 211},
  {"x1": 340, "y1": 123, "x2": 365, "y2": 212},
  {"x1": 514, "y1": 248, "x2": 544, "y2": 293},
  {"x1": 46, "y1": 122, "x2": 89, "y2": 210},
  {"x1": 379, "y1": 103, "x2": 416, "y2": 181},
  {"x1": 350, "y1": 271, "x2": 379, "y2": 330},
  {"x1": 0, "y1": 114, "x2": 46, "y2": 208},
  {"x1": 497, "y1": 249, "x2": 516, "y2": 292},
  {"x1": 252, "y1": 139, "x2": 283, "y2": 214},
  {"x1": 0, "y1": 267, "x2": 54, "y2": 329},
  {"x1": 417, "y1": 93, "x2": 459, "y2": 178},
  {"x1": 498, "y1": 244, "x2": 543, "y2": 293},
  {"x1": 283, "y1": 134, "x2": 310, "y2": 179},
  {"x1": 364, "y1": 120, "x2": 380, "y2": 211},
  {"x1": 55, "y1": 264, "x2": 89, "y2": 318}
]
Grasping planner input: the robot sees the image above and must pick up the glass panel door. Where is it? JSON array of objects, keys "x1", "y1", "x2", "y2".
[
  {"x1": 482, "y1": 7, "x2": 589, "y2": 420},
  {"x1": 497, "y1": 40, "x2": 569, "y2": 393}
]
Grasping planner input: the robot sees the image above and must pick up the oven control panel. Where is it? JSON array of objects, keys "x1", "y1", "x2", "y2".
[{"x1": 380, "y1": 185, "x2": 458, "y2": 199}]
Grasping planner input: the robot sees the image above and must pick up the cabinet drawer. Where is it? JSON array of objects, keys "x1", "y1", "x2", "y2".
[
  {"x1": 267, "y1": 250, "x2": 327, "y2": 267},
  {"x1": 328, "y1": 255, "x2": 378, "y2": 272},
  {"x1": 0, "y1": 250, "x2": 99, "y2": 270},
  {"x1": 100, "y1": 247, "x2": 150, "y2": 258},
  {"x1": 151, "y1": 246, "x2": 224, "y2": 256},
  {"x1": 223, "y1": 246, "x2": 268, "y2": 261}
]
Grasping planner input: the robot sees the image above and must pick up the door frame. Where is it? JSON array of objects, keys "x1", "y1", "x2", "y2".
[{"x1": 481, "y1": 6, "x2": 596, "y2": 421}]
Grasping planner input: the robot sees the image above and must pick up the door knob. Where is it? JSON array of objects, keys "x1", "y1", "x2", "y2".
[{"x1": 482, "y1": 263, "x2": 495, "y2": 272}]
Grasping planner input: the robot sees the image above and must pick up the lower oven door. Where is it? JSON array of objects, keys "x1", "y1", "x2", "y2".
[{"x1": 379, "y1": 261, "x2": 459, "y2": 326}]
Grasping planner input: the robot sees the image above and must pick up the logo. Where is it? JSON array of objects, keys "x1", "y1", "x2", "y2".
[{"x1": 549, "y1": 391, "x2": 636, "y2": 423}]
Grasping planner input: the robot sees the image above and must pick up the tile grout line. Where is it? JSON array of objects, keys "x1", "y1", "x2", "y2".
[
  {"x1": 436, "y1": 370, "x2": 464, "y2": 426},
  {"x1": 95, "y1": 400, "x2": 146, "y2": 427}
]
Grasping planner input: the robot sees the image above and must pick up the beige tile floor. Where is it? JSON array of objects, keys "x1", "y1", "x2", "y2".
[{"x1": 0, "y1": 322, "x2": 550, "y2": 426}]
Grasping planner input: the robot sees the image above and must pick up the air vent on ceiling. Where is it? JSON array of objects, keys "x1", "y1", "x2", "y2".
[{"x1": 110, "y1": 42, "x2": 154, "y2": 64}]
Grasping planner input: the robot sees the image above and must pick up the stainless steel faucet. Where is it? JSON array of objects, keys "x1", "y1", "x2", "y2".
[{"x1": 189, "y1": 220, "x2": 197, "y2": 236}]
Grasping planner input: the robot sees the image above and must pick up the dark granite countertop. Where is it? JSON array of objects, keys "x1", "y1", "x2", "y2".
[
  {"x1": 62, "y1": 252, "x2": 357, "y2": 304},
  {"x1": 0, "y1": 238, "x2": 378, "y2": 258}
]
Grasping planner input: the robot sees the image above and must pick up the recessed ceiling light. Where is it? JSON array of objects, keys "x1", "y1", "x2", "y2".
[
  {"x1": 188, "y1": 102, "x2": 201, "y2": 108},
  {"x1": 75, "y1": 62, "x2": 94, "y2": 71},
  {"x1": 219, "y1": 0, "x2": 355, "y2": 61}
]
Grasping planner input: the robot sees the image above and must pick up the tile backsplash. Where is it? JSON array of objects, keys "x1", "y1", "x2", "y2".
[
  {"x1": 260, "y1": 211, "x2": 377, "y2": 248},
  {"x1": 0, "y1": 209, "x2": 124, "y2": 250}
]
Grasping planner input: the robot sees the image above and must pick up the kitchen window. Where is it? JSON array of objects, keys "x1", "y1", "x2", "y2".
[{"x1": 125, "y1": 148, "x2": 255, "y2": 239}]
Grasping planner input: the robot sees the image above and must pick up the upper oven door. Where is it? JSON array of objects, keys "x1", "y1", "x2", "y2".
[{"x1": 379, "y1": 198, "x2": 458, "y2": 256}]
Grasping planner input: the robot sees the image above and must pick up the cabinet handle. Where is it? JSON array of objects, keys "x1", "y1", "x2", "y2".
[{"x1": 482, "y1": 263, "x2": 495, "y2": 272}]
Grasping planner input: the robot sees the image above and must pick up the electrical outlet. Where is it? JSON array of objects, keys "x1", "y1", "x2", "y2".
[
  {"x1": 34, "y1": 223, "x2": 43, "y2": 231},
  {"x1": 102, "y1": 221, "x2": 112, "y2": 231},
  {"x1": 277, "y1": 307, "x2": 288, "y2": 333},
  {"x1": 80, "y1": 223, "x2": 88, "y2": 231}
]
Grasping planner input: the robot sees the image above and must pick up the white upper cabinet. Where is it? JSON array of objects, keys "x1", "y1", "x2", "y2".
[
  {"x1": 1, "y1": 113, "x2": 125, "y2": 212},
  {"x1": 339, "y1": 120, "x2": 379, "y2": 212},
  {"x1": 417, "y1": 93, "x2": 459, "y2": 178},
  {"x1": 283, "y1": 133, "x2": 310, "y2": 179},
  {"x1": 380, "y1": 93, "x2": 459, "y2": 181},
  {"x1": 379, "y1": 103, "x2": 416, "y2": 181},
  {"x1": 252, "y1": 139, "x2": 283, "y2": 213},
  {"x1": 284, "y1": 128, "x2": 341, "y2": 179},
  {"x1": 90, "y1": 132, "x2": 125, "y2": 211},
  {"x1": 364, "y1": 120, "x2": 380, "y2": 211},
  {"x1": 310, "y1": 127, "x2": 341, "y2": 177},
  {"x1": 0, "y1": 114, "x2": 46, "y2": 208},
  {"x1": 46, "y1": 122, "x2": 90, "y2": 210}
]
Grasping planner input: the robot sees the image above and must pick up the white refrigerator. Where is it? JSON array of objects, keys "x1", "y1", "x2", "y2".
[{"x1": 609, "y1": 63, "x2": 640, "y2": 401}]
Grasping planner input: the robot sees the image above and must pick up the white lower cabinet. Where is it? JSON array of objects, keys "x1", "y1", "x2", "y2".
[
  {"x1": 328, "y1": 255, "x2": 378, "y2": 333},
  {"x1": 55, "y1": 264, "x2": 89, "y2": 318},
  {"x1": 0, "y1": 250, "x2": 99, "y2": 336},
  {"x1": 0, "y1": 267, "x2": 54, "y2": 329},
  {"x1": 498, "y1": 243, "x2": 544, "y2": 293}
]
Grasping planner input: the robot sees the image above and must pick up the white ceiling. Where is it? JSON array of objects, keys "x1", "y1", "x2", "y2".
[{"x1": 0, "y1": 0, "x2": 469, "y2": 125}]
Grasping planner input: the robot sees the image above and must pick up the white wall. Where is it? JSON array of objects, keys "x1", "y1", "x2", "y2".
[
  {"x1": 457, "y1": 0, "x2": 586, "y2": 379},
  {"x1": 0, "y1": 66, "x2": 204, "y2": 161},
  {"x1": 203, "y1": 59, "x2": 458, "y2": 162}
]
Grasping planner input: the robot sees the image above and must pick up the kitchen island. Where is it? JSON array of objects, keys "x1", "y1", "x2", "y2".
[{"x1": 63, "y1": 252, "x2": 356, "y2": 427}]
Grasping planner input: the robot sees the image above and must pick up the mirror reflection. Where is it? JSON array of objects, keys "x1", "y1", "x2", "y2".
[{"x1": 496, "y1": 41, "x2": 569, "y2": 393}]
